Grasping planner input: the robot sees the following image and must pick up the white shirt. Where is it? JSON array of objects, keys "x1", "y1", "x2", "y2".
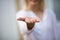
[{"x1": 16, "y1": 8, "x2": 60, "y2": 40}]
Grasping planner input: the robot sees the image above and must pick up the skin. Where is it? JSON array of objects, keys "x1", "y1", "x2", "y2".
[{"x1": 17, "y1": 0, "x2": 43, "y2": 30}]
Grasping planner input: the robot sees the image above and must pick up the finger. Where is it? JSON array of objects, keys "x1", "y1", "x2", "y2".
[
  {"x1": 17, "y1": 17, "x2": 25, "y2": 21},
  {"x1": 30, "y1": 19, "x2": 34, "y2": 23},
  {"x1": 25, "y1": 18, "x2": 31, "y2": 23},
  {"x1": 35, "y1": 19, "x2": 40, "y2": 22},
  {"x1": 36, "y1": 19, "x2": 40, "y2": 22},
  {"x1": 31, "y1": 19, "x2": 36, "y2": 23},
  {"x1": 30, "y1": 18, "x2": 39, "y2": 23}
]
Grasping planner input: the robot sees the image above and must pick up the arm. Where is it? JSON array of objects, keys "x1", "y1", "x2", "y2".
[
  {"x1": 16, "y1": 11, "x2": 38, "y2": 40},
  {"x1": 17, "y1": 17, "x2": 39, "y2": 33},
  {"x1": 49, "y1": 9, "x2": 60, "y2": 40},
  {"x1": 53, "y1": 14, "x2": 60, "y2": 40},
  {"x1": 16, "y1": 12, "x2": 39, "y2": 34},
  {"x1": 17, "y1": 17, "x2": 35, "y2": 30}
]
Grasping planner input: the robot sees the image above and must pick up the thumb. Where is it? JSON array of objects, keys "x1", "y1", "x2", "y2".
[{"x1": 17, "y1": 17, "x2": 25, "y2": 21}]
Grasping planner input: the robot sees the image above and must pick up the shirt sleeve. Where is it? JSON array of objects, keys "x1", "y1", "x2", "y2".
[{"x1": 49, "y1": 9, "x2": 60, "y2": 40}]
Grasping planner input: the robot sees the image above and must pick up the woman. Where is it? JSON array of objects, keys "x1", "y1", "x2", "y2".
[{"x1": 16, "y1": 0, "x2": 60, "y2": 40}]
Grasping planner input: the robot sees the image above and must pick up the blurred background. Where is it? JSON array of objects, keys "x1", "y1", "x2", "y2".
[{"x1": 0, "y1": 0, "x2": 60, "y2": 40}]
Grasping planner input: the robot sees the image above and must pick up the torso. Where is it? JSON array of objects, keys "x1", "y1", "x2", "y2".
[
  {"x1": 24, "y1": 9, "x2": 54, "y2": 40},
  {"x1": 17, "y1": 8, "x2": 55, "y2": 40}
]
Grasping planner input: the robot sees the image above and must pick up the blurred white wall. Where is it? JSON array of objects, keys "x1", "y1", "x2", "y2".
[
  {"x1": 0, "y1": 0, "x2": 18, "y2": 40},
  {"x1": 0, "y1": 0, "x2": 60, "y2": 40}
]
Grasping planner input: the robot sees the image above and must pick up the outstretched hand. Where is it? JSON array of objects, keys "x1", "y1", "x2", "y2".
[{"x1": 17, "y1": 17, "x2": 40, "y2": 30}]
